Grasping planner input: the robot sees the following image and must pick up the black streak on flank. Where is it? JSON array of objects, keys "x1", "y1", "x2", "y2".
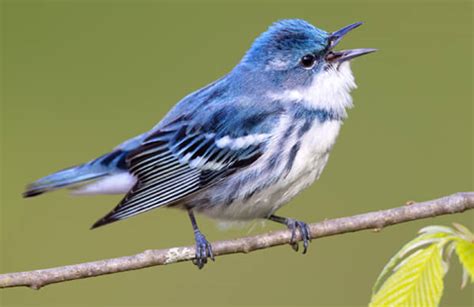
[
  {"x1": 298, "y1": 120, "x2": 313, "y2": 137},
  {"x1": 265, "y1": 154, "x2": 280, "y2": 172},
  {"x1": 285, "y1": 142, "x2": 300, "y2": 176},
  {"x1": 224, "y1": 180, "x2": 240, "y2": 206},
  {"x1": 282, "y1": 123, "x2": 295, "y2": 140},
  {"x1": 265, "y1": 123, "x2": 295, "y2": 174},
  {"x1": 243, "y1": 188, "x2": 258, "y2": 202}
]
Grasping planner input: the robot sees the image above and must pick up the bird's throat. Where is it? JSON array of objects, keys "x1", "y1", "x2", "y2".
[{"x1": 267, "y1": 62, "x2": 356, "y2": 118}]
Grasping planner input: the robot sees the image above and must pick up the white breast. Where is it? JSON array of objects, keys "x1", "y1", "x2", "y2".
[
  {"x1": 285, "y1": 120, "x2": 341, "y2": 182},
  {"x1": 260, "y1": 120, "x2": 342, "y2": 215}
]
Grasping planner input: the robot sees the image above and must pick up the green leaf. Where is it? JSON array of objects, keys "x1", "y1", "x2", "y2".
[
  {"x1": 370, "y1": 245, "x2": 445, "y2": 306},
  {"x1": 455, "y1": 239, "x2": 474, "y2": 287},
  {"x1": 372, "y1": 231, "x2": 452, "y2": 294}
]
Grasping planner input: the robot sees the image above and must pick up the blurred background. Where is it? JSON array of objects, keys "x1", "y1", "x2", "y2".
[{"x1": 1, "y1": 0, "x2": 472, "y2": 306}]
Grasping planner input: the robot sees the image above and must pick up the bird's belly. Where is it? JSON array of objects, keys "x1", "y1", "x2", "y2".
[
  {"x1": 200, "y1": 120, "x2": 341, "y2": 221},
  {"x1": 244, "y1": 151, "x2": 330, "y2": 218}
]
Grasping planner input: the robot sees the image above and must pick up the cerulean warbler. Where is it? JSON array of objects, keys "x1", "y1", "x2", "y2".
[{"x1": 24, "y1": 19, "x2": 376, "y2": 268}]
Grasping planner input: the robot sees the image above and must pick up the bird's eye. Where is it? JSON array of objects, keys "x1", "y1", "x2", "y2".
[{"x1": 301, "y1": 54, "x2": 316, "y2": 69}]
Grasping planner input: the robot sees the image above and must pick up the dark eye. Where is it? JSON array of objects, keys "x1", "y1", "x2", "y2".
[{"x1": 301, "y1": 54, "x2": 316, "y2": 68}]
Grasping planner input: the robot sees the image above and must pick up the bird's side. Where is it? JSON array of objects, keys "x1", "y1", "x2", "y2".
[{"x1": 23, "y1": 19, "x2": 376, "y2": 269}]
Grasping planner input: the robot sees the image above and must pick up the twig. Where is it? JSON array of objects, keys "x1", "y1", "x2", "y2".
[{"x1": 1, "y1": 192, "x2": 473, "y2": 290}]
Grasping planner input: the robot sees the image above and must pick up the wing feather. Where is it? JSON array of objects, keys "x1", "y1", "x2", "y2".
[
  {"x1": 91, "y1": 99, "x2": 283, "y2": 228},
  {"x1": 91, "y1": 124, "x2": 267, "y2": 228}
]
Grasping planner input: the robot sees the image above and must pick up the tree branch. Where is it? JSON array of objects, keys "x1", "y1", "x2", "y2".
[{"x1": 1, "y1": 192, "x2": 473, "y2": 290}]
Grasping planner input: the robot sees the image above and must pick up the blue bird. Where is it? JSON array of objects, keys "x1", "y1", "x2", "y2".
[{"x1": 24, "y1": 19, "x2": 375, "y2": 268}]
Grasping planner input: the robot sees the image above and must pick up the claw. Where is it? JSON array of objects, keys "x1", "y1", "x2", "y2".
[
  {"x1": 193, "y1": 231, "x2": 214, "y2": 269},
  {"x1": 291, "y1": 242, "x2": 299, "y2": 252},
  {"x1": 286, "y1": 219, "x2": 312, "y2": 254}
]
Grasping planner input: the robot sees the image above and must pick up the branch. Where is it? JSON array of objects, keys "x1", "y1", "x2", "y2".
[{"x1": 1, "y1": 192, "x2": 473, "y2": 290}]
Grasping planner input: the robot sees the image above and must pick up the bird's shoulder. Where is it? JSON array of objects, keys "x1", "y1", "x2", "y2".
[{"x1": 154, "y1": 73, "x2": 286, "y2": 138}]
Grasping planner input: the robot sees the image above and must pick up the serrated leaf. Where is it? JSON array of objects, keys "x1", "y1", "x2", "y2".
[
  {"x1": 370, "y1": 245, "x2": 445, "y2": 307},
  {"x1": 372, "y1": 232, "x2": 451, "y2": 293},
  {"x1": 455, "y1": 239, "x2": 474, "y2": 286}
]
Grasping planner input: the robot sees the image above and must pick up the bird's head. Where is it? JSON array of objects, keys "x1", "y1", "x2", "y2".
[{"x1": 241, "y1": 19, "x2": 375, "y2": 89}]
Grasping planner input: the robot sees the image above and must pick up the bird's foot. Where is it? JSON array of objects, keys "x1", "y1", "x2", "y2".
[
  {"x1": 192, "y1": 231, "x2": 215, "y2": 269},
  {"x1": 285, "y1": 219, "x2": 312, "y2": 254}
]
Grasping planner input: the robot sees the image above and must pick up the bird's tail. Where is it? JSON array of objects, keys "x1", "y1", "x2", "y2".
[{"x1": 23, "y1": 150, "x2": 128, "y2": 198}]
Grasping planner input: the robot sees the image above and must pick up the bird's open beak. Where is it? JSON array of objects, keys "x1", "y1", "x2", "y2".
[{"x1": 325, "y1": 22, "x2": 376, "y2": 63}]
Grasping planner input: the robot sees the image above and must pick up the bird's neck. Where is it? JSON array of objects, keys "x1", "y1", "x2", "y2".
[{"x1": 267, "y1": 62, "x2": 356, "y2": 119}]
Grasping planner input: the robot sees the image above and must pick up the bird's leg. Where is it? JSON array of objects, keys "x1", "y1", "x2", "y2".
[
  {"x1": 188, "y1": 209, "x2": 214, "y2": 269},
  {"x1": 268, "y1": 215, "x2": 312, "y2": 254}
]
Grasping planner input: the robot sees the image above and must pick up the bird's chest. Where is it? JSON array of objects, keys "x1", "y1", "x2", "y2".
[
  {"x1": 220, "y1": 119, "x2": 341, "y2": 220},
  {"x1": 287, "y1": 119, "x2": 340, "y2": 173},
  {"x1": 268, "y1": 120, "x2": 342, "y2": 205},
  {"x1": 200, "y1": 118, "x2": 342, "y2": 221}
]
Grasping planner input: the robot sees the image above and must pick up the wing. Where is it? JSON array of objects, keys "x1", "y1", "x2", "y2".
[{"x1": 92, "y1": 102, "x2": 282, "y2": 228}]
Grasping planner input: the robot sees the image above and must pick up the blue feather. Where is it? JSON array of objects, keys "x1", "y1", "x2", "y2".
[
  {"x1": 91, "y1": 101, "x2": 282, "y2": 227},
  {"x1": 23, "y1": 151, "x2": 129, "y2": 197}
]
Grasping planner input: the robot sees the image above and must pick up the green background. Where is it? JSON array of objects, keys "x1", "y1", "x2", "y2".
[{"x1": 1, "y1": 0, "x2": 472, "y2": 306}]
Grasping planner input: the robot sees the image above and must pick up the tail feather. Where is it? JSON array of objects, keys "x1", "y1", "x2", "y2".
[
  {"x1": 23, "y1": 166, "x2": 109, "y2": 197},
  {"x1": 23, "y1": 150, "x2": 128, "y2": 198}
]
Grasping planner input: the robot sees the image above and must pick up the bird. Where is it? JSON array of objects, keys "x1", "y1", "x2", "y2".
[{"x1": 23, "y1": 19, "x2": 376, "y2": 269}]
